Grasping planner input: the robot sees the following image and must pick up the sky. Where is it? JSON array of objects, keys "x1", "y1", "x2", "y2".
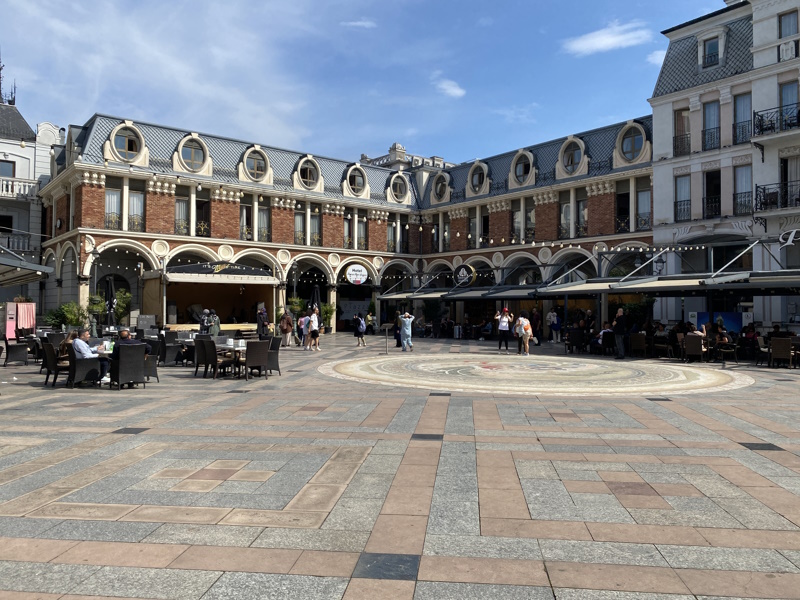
[{"x1": 1, "y1": 0, "x2": 725, "y2": 165}]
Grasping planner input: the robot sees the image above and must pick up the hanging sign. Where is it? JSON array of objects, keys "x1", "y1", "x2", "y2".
[
  {"x1": 346, "y1": 264, "x2": 369, "y2": 285},
  {"x1": 453, "y1": 264, "x2": 477, "y2": 287},
  {"x1": 166, "y1": 261, "x2": 269, "y2": 276}
]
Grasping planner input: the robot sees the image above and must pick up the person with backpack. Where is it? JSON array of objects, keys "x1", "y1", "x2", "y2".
[
  {"x1": 354, "y1": 312, "x2": 366, "y2": 347},
  {"x1": 515, "y1": 310, "x2": 533, "y2": 356}
]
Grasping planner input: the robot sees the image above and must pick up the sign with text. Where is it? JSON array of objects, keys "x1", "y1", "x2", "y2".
[
  {"x1": 454, "y1": 264, "x2": 477, "y2": 287},
  {"x1": 779, "y1": 229, "x2": 800, "y2": 249},
  {"x1": 345, "y1": 264, "x2": 369, "y2": 285}
]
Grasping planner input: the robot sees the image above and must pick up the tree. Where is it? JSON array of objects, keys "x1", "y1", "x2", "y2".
[
  {"x1": 320, "y1": 302, "x2": 336, "y2": 328},
  {"x1": 114, "y1": 289, "x2": 132, "y2": 324},
  {"x1": 44, "y1": 302, "x2": 88, "y2": 329}
]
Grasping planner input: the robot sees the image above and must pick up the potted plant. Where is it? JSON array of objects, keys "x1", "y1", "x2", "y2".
[
  {"x1": 319, "y1": 302, "x2": 336, "y2": 334},
  {"x1": 44, "y1": 301, "x2": 89, "y2": 331}
]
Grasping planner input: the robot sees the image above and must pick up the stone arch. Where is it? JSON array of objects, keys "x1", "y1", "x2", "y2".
[
  {"x1": 425, "y1": 258, "x2": 454, "y2": 273},
  {"x1": 59, "y1": 246, "x2": 79, "y2": 303},
  {"x1": 545, "y1": 248, "x2": 597, "y2": 283},
  {"x1": 502, "y1": 251, "x2": 543, "y2": 285},
  {"x1": 232, "y1": 248, "x2": 283, "y2": 280},
  {"x1": 464, "y1": 255, "x2": 499, "y2": 284},
  {"x1": 41, "y1": 248, "x2": 56, "y2": 266},
  {"x1": 165, "y1": 244, "x2": 220, "y2": 266},
  {"x1": 603, "y1": 241, "x2": 652, "y2": 278},
  {"x1": 379, "y1": 258, "x2": 415, "y2": 279},
  {"x1": 56, "y1": 241, "x2": 79, "y2": 279},
  {"x1": 82, "y1": 239, "x2": 159, "y2": 278},
  {"x1": 289, "y1": 252, "x2": 334, "y2": 283},
  {"x1": 336, "y1": 256, "x2": 380, "y2": 286}
]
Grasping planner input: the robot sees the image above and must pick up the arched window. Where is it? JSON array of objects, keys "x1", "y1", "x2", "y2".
[{"x1": 563, "y1": 141, "x2": 581, "y2": 174}]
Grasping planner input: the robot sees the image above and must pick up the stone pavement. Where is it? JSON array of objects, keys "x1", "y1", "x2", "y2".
[{"x1": 0, "y1": 334, "x2": 798, "y2": 599}]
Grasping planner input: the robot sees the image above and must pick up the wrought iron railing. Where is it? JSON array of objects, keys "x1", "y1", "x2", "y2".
[
  {"x1": 104, "y1": 212, "x2": 122, "y2": 230},
  {"x1": 558, "y1": 224, "x2": 570, "y2": 239},
  {"x1": 311, "y1": 233, "x2": 322, "y2": 247},
  {"x1": 442, "y1": 238, "x2": 450, "y2": 251},
  {"x1": 400, "y1": 240, "x2": 409, "y2": 253},
  {"x1": 257, "y1": 227, "x2": 271, "y2": 242},
  {"x1": 753, "y1": 101, "x2": 800, "y2": 136},
  {"x1": 294, "y1": 231, "x2": 306, "y2": 245},
  {"x1": 0, "y1": 233, "x2": 30, "y2": 251},
  {"x1": 357, "y1": 239, "x2": 367, "y2": 250},
  {"x1": 387, "y1": 239, "x2": 396, "y2": 253},
  {"x1": 755, "y1": 181, "x2": 800, "y2": 211},
  {"x1": 576, "y1": 222, "x2": 588, "y2": 237},
  {"x1": 615, "y1": 216, "x2": 629, "y2": 234},
  {"x1": 196, "y1": 220, "x2": 210, "y2": 237},
  {"x1": 734, "y1": 191, "x2": 753, "y2": 216},
  {"x1": 525, "y1": 227, "x2": 535, "y2": 242},
  {"x1": 343, "y1": 235, "x2": 354, "y2": 249},
  {"x1": 128, "y1": 214, "x2": 144, "y2": 232},
  {"x1": 703, "y1": 52, "x2": 719, "y2": 68},
  {"x1": 702, "y1": 127, "x2": 720, "y2": 151},
  {"x1": 175, "y1": 219, "x2": 189, "y2": 235},
  {"x1": 733, "y1": 120, "x2": 752, "y2": 145},
  {"x1": 703, "y1": 196, "x2": 721, "y2": 219},
  {"x1": 674, "y1": 199, "x2": 691, "y2": 222},
  {"x1": 636, "y1": 213, "x2": 652, "y2": 230},
  {"x1": 467, "y1": 238, "x2": 476, "y2": 249},
  {"x1": 673, "y1": 133, "x2": 691, "y2": 157},
  {"x1": 240, "y1": 226, "x2": 252, "y2": 241}
]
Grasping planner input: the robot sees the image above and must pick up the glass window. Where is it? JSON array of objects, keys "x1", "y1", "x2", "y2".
[
  {"x1": 434, "y1": 175, "x2": 447, "y2": 200},
  {"x1": 511, "y1": 199, "x2": 522, "y2": 241},
  {"x1": 129, "y1": 191, "x2": 144, "y2": 232},
  {"x1": 704, "y1": 101, "x2": 720, "y2": 129},
  {"x1": 175, "y1": 198, "x2": 188, "y2": 235},
  {"x1": 299, "y1": 160, "x2": 317, "y2": 187},
  {"x1": 703, "y1": 38, "x2": 719, "y2": 66},
  {"x1": 294, "y1": 201, "x2": 306, "y2": 245},
  {"x1": 734, "y1": 93, "x2": 751, "y2": 124},
  {"x1": 387, "y1": 220, "x2": 396, "y2": 252},
  {"x1": 674, "y1": 109, "x2": 690, "y2": 136},
  {"x1": 0, "y1": 160, "x2": 13, "y2": 178},
  {"x1": 105, "y1": 189, "x2": 121, "y2": 230},
  {"x1": 559, "y1": 201, "x2": 570, "y2": 226},
  {"x1": 781, "y1": 81, "x2": 798, "y2": 108},
  {"x1": 621, "y1": 127, "x2": 643, "y2": 160},
  {"x1": 310, "y1": 209, "x2": 322, "y2": 246},
  {"x1": 344, "y1": 212, "x2": 354, "y2": 249},
  {"x1": 525, "y1": 204, "x2": 535, "y2": 242},
  {"x1": 181, "y1": 140, "x2": 205, "y2": 171},
  {"x1": 357, "y1": 210, "x2": 367, "y2": 250},
  {"x1": 514, "y1": 155, "x2": 531, "y2": 183},
  {"x1": 780, "y1": 11, "x2": 798, "y2": 38},
  {"x1": 471, "y1": 168, "x2": 485, "y2": 192},
  {"x1": 349, "y1": 168, "x2": 365, "y2": 194},
  {"x1": 114, "y1": 128, "x2": 140, "y2": 160},
  {"x1": 563, "y1": 142, "x2": 581, "y2": 174},
  {"x1": 676, "y1": 175, "x2": 690, "y2": 201},
  {"x1": 257, "y1": 206, "x2": 270, "y2": 241},
  {"x1": 246, "y1": 152, "x2": 266, "y2": 179},
  {"x1": 392, "y1": 175, "x2": 407, "y2": 199},
  {"x1": 468, "y1": 207, "x2": 477, "y2": 246},
  {"x1": 734, "y1": 165, "x2": 752, "y2": 194}
]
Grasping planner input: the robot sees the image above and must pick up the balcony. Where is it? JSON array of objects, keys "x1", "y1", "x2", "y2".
[
  {"x1": 128, "y1": 214, "x2": 144, "y2": 233},
  {"x1": 702, "y1": 52, "x2": 719, "y2": 68},
  {"x1": 755, "y1": 181, "x2": 800, "y2": 211},
  {"x1": 576, "y1": 222, "x2": 588, "y2": 238},
  {"x1": 636, "y1": 212, "x2": 652, "y2": 230},
  {"x1": 703, "y1": 196, "x2": 721, "y2": 219},
  {"x1": 558, "y1": 224, "x2": 570, "y2": 239},
  {"x1": 673, "y1": 133, "x2": 691, "y2": 157},
  {"x1": 734, "y1": 191, "x2": 753, "y2": 216},
  {"x1": 0, "y1": 233, "x2": 30, "y2": 251},
  {"x1": 196, "y1": 221, "x2": 211, "y2": 237},
  {"x1": 343, "y1": 235, "x2": 354, "y2": 250},
  {"x1": 615, "y1": 216, "x2": 629, "y2": 234},
  {"x1": 702, "y1": 127, "x2": 720, "y2": 151},
  {"x1": 387, "y1": 239, "x2": 396, "y2": 253},
  {"x1": 311, "y1": 232, "x2": 323, "y2": 247},
  {"x1": 674, "y1": 199, "x2": 691, "y2": 222},
  {"x1": 104, "y1": 212, "x2": 121, "y2": 231},
  {"x1": 753, "y1": 102, "x2": 800, "y2": 136},
  {"x1": 239, "y1": 226, "x2": 252, "y2": 241},
  {"x1": 175, "y1": 219, "x2": 189, "y2": 236},
  {"x1": 0, "y1": 177, "x2": 38, "y2": 200},
  {"x1": 733, "y1": 120, "x2": 752, "y2": 145},
  {"x1": 257, "y1": 227, "x2": 271, "y2": 242}
]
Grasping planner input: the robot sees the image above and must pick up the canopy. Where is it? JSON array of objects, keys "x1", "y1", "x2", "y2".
[
  {"x1": 0, "y1": 247, "x2": 53, "y2": 287},
  {"x1": 155, "y1": 261, "x2": 279, "y2": 285}
]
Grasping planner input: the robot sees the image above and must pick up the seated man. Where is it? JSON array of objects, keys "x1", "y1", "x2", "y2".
[
  {"x1": 72, "y1": 329, "x2": 110, "y2": 384},
  {"x1": 111, "y1": 327, "x2": 151, "y2": 388},
  {"x1": 589, "y1": 322, "x2": 613, "y2": 353}
]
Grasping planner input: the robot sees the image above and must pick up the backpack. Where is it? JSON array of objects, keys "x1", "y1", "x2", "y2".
[{"x1": 358, "y1": 318, "x2": 366, "y2": 333}]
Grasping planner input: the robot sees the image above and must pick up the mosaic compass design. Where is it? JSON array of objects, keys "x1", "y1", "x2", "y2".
[{"x1": 319, "y1": 354, "x2": 755, "y2": 397}]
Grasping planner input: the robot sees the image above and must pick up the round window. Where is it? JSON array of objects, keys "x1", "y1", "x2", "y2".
[
  {"x1": 471, "y1": 168, "x2": 485, "y2": 192},
  {"x1": 349, "y1": 168, "x2": 366, "y2": 194},
  {"x1": 514, "y1": 154, "x2": 531, "y2": 183},
  {"x1": 182, "y1": 140, "x2": 205, "y2": 171},
  {"x1": 246, "y1": 151, "x2": 267, "y2": 180},
  {"x1": 622, "y1": 127, "x2": 643, "y2": 161},
  {"x1": 434, "y1": 175, "x2": 447, "y2": 200},
  {"x1": 299, "y1": 160, "x2": 318, "y2": 188},
  {"x1": 114, "y1": 128, "x2": 140, "y2": 161},
  {"x1": 391, "y1": 175, "x2": 407, "y2": 199},
  {"x1": 563, "y1": 141, "x2": 581, "y2": 174}
]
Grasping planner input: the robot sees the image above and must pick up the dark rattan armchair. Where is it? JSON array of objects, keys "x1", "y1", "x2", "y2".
[
  {"x1": 2, "y1": 335, "x2": 29, "y2": 366},
  {"x1": 42, "y1": 342, "x2": 69, "y2": 386},
  {"x1": 66, "y1": 344, "x2": 100, "y2": 388},
  {"x1": 110, "y1": 344, "x2": 147, "y2": 390}
]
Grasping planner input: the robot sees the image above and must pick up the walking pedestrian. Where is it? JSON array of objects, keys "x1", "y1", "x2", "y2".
[
  {"x1": 279, "y1": 309, "x2": 293, "y2": 347},
  {"x1": 399, "y1": 312, "x2": 415, "y2": 351},
  {"x1": 515, "y1": 310, "x2": 532, "y2": 355},
  {"x1": 612, "y1": 307, "x2": 626, "y2": 359},
  {"x1": 354, "y1": 312, "x2": 366, "y2": 347},
  {"x1": 303, "y1": 309, "x2": 313, "y2": 351},
  {"x1": 309, "y1": 307, "x2": 321, "y2": 351},
  {"x1": 495, "y1": 307, "x2": 514, "y2": 354}
]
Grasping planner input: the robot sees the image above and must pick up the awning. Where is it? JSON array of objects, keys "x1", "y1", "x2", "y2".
[
  {"x1": 165, "y1": 273, "x2": 279, "y2": 285},
  {"x1": 144, "y1": 261, "x2": 279, "y2": 285},
  {"x1": 483, "y1": 286, "x2": 541, "y2": 300},
  {"x1": 377, "y1": 290, "x2": 416, "y2": 301},
  {"x1": 444, "y1": 288, "x2": 492, "y2": 300},
  {"x1": 0, "y1": 248, "x2": 53, "y2": 287}
]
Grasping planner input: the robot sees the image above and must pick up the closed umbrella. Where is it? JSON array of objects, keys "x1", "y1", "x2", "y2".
[
  {"x1": 104, "y1": 276, "x2": 116, "y2": 326},
  {"x1": 310, "y1": 284, "x2": 322, "y2": 311}
]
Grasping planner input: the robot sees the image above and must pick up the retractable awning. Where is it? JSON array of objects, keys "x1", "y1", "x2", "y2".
[{"x1": 0, "y1": 248, "x2": 53, "y2": 287}]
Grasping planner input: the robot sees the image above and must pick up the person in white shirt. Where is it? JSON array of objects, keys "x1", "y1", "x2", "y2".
[
  {"x1": 72, "y1": 329, "x2": 110, "y2": 382},
  {"x1": 309, "y1": 307, "x2": 321, "y2": 351},
  {"x1": 495, "y1": 307, "x2": 514, "y2": 354}
]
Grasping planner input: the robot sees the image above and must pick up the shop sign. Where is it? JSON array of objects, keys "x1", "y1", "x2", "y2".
[
  {"x1": 166, "y1": 261, "x2": 267, "y2": 276},
  {"x1": 346, "y1": 264, "x2": 369, "y2": 285},
  {"x1": 779, "y1": 229, "x2": 799, "y2": 249},
  {"x1": 454, "y1": 264, "x2": 477, "y2": 287}
]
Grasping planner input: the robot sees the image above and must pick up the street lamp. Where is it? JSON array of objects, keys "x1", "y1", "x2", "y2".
[
  {"x1": 292, "y1": 262, "x2": 298, "y2": 299},
  {"x1": 654, "y1": 256, "x2": 666, "y2": 275},
  {"x1": 90, "y1": 248, "x2": 101, "y2": 294}
]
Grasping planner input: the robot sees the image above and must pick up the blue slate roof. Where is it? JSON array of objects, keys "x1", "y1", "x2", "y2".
[
  {"x1": 652, "y1": 16, "x2": 753, "y2": 98},
  {"x1": 0, "y1": 104, "x2": 36, "y2": 142},
  {"x1": 415, "y1": 116, "x2": 653, "y2": 209},
  {"x1": 75, "y1": 114, "x2": 416, "y2": 209}
]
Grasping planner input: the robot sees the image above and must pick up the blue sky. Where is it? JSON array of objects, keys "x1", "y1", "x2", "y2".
[{"x1": 2, "y1": 0, "x2": 723, "y2": 164}]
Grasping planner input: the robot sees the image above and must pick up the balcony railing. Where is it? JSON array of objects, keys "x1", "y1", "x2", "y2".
[
  {"x1": 558, "y1": 224, "x2": 570, "y2": 239},
  {"x1": 343, "y1": 235, "x2": 354, "y2": 249},
  {"x1": 0, "y1": 233, "x2": 30, "y2": 251},
  {"x1": 442, "y1": 238, "x2": 450, "y2": 252},
  {"x1": 311, "y1": 233, "x2": 322, "y2": 247},
  {"x1": 755, "y1": 181, "x2": 800, "y2": 211},
  {"x1": 702, "y1": 127, "x2": 720, "y2": 151},
  {"x1": 733, "y1": 120, "x2": 752, "y2": 145},
  {"x1": 525, "y1": 227, "x2": 535, "y2": 242},
  {"x1": 357, "y1": 239, "x2": 367, "y2": 250},
  {"x1": 576, "y1": 222, "x2": 588, "y2": 237},
  {"x1": 294, "y1": 231, "x2": 305, "y2": 245},
  {"x1": 128, "y1": 214, "x2": 144, "y2": 233},
  {"x1": 0, "y1": 177, "x2": 38, "y2": 199},
  {"x1": 400, "y1": 240, "x2": 409, "y2": 253},
  {"x1": 614, "y1": 216, "x2": 629, "y2": 234},
  {"x1": 240, "y1": 226, "x2": 252, "y2": 241},
  {"x1": 753, "y1": 102, "x2": 800, "y2": 136},
  {"x1": 104, "y1": 212, "x2": 121, "y2": 230},
  {"x1": 675, "y1": 199, "x2": 691, "y2": 222},
  {"x1": 387, "y1": 239, "x2": 396, "y2": 253},
  {"x1": 636, "y1": 212, "x2": 652, "y2": 230},
  {"x1": 196, "y1": 221, "x2": 210, "y2": 237},
  {"x1": 734, "y1": 191, "x2": 753, "y2": 216},
  {"x1": 703, "y1": 196, "x2": 721, "y2": 219},
  {"x1": 673, "y1": 133, "x2": 691, "y2": 157},
  {"x1": 175, "y1": 219, "x2": 189, "y2": 235},
  {"x1": 702, "y1": 52, "x2": 719, "y2": 68},
  {"x1": 257, "y1": 227, "x2": 271, "y2": 242}
]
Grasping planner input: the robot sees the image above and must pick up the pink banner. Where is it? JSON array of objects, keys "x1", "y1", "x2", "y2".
[{"x1": 16, "y1": 303, "x2": 36, "y2": 329}]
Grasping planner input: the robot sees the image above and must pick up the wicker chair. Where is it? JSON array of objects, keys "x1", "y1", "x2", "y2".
[
  {"x1": 2, "y1": 335, "x2": 29, "y2": 366},
  {"x1": 715, "y1": 340, "x2": 738, "y2": 364},
  {"x1": 193, "y1": 339, "x2": 209, "y2": 377},
  {"x1": 204, "y1": 340, "x2": 235, "y2": 379},
  {"x1": 683, "y1": 335, "x2": 708, "y2": 363},
  {"x1": 564, "y1": 329, "x2": 585, "y2": 354},
  {"x1": 159, "y1": 334, "x2": 184, "y2": 366},
  {"x1": 267, "y1": 335, "x2": 282, "y2": 375},
  {"x1": 47, "y1": 332, "x2": 66, "y2": 346},
  {"x1": 144, "y1": 339, "x2": 160, "y2": 383},
  {"x1": 66, "y1": 344, "x2": 100, "y2": 388},
  {"x1": 629, "y1": 333, "x2": 647, "y2": 357},
  {"x1": 652, "y1": 335, "x2": 672, "y2": 358},
  {"x1": 242, "y1": 341, "x2": 270, "y2": 381},
  {"x1": 110, "y1": 344, "x2": 147, "y2": 390},
  {"x1": 770, "y1": 337, "x2": 796, "y2": 368},
  {"x1": 42, "y1": 342, "x2": 69, "y2": 386}
]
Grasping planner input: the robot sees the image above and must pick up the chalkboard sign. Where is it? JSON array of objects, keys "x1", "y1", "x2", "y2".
[{"x1": 137, "y1": 314, "x2": 157, "y2": 330}]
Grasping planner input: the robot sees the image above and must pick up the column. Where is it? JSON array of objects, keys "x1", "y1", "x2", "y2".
[
  {"x1": 122, "y1": 177, "x2": 130, "y2": 231},
  {"x1": 68, "y1": 183, "x2": 75, "y2": 230},
  {"x1": 629, "y1": 176, "x2": 637, "y2": 233},
  {"x1": 329, "y1": 286, "x2": 337, "y2": 333},
  {"x1": 395, "y1": 213, "x2": 401, "y2": 251},
  {"x1": 438, "y1": 212, "x2": 444, "y2": 252},
  {"x1": 569, "y1": 188, "x2": 576, "y2": 238},
  {"x1": 305, "y1": 203, "x2": 311, "y2": 246},
  {"x1": 251, "y1": 195, "x2": 259, "y2": 242},
  {"x1": 189, "y1": 186, "x2": 197, "y2": 237}
]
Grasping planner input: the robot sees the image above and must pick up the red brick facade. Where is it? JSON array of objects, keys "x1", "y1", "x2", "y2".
[
  {"x1": 55, "y1": 195, "x2": 70, "y2": 236},
  {"x1": 489, "y1": 210, "x2": 512, "y2": 244},
  {"x1": 450, "y1": 217, "x2": 467, "y2": 252},
  {"x1": 368, "y1": 219, "x2": 387, "y2": 253},
  {"x1": 75, "y1": 185, "x2": 105, "y2": 229},
  {"x1": 323, "y1": 213, "x2": 344, "y2": 249},
  {"x1": 145, "y1": 192, "x2": 175, "y2": 235},
  {"x1": 210, "y1": 200, "x2": 239, "y2": 240},
  {"x1": 587, "y1": 193, "x2": 616, "y2": 237},
  {"x1": 271, "y1": 207, "x2": 294, "y2": 245},
  {"x1": 536, "y1": 202, "x2": 558, "y2": 241},
  {"x1": 420, "y1": 223, "x2": 434, "y2": 254}
]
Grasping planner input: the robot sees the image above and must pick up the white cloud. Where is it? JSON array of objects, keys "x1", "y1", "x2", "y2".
[
  {"x1": 563, "y1": 20, "x2": 653, "y2": 57},
  {"x1": 647, "y1": 49, "x2": 667, "y2": 66},
  {"x1": 491, "y1": 103, "x2": 540, "y2": 125},
  {"x1": 431, "y1": 71, "x2": 466, "y2": 98},
  {"x1": 340, "y1": 18, "x2": 376, "y2": 29}
]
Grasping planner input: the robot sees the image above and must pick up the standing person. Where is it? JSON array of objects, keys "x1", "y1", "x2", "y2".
[
  {"x1": 612, "y1": 307, "x2": 627, "y2": 359},
  {"x1": 208, "y1": 309, "x2": 221, "y2": 337},
  {"x1": 354, "y1": 312, "x2": 366, "y2": 347},
  {"x1": 394, "y1": 311, "x2": 402, "y2": 348},
  {"x1": 365, "y1": 312, "x2": 375, "y2": 335},
  {"x1": 303, "y1": 309, "x2": 313, "y2": 351},
  {"x1": 309, "y1": 307, "x2": 321, "y2": 351},
  {"x1": 546, "y1": 307, "x2": 557, "y2": 342},
  {"x1": 279, "y1": 309, "x2": 293, "y2": 347},
  {"x1": 257, "y1": 307, "x2": 270, "y2": 340},
  {"x1": 200, "y1": 309, "x2": 210, "y2": 334},
  {"x1": 297, "y1": 312, "x2": 306, "y2": 347},
  {"x1": 399, "y1": 312, "x2": 415, "y2": 351},
  {"x1": 495, "y1": 307, "x2": 514, "y2": 354},
  {"x1": 531, "y1": 308, "x2": 542, "y2": 346},
  {"x1": 550, "y1": 309, "x2": 562, "y2": 343}
]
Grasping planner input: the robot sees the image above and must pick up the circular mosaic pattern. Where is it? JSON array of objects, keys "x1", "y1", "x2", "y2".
[{"x1": 319, "y1": 354, "x2": 755, "y2": 397}]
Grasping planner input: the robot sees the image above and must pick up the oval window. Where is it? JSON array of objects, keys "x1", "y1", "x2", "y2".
[
  {"x1": 299, "y1": 160, "x2": 318, "y2": 188},
  {"x1": 349, "y1": 168, "x2": 366, "y2": 194},
  {"x1": 246, "y1": 151, "x2": 267, "y2": 179},
  {"x1": 434, "y1": 175, "x2": 447, "y2": 200},
  {"x1": 471, "y1": 168, "x2": 485, "y2": 192},
  {"x1": 114, "y1": 128, "x2": 140, "y2": 161},
  {"x1": 622, "y1": 128, "x2": 643, "y2": 161},
  {"x1": 391, "y1": 175, "x2": 407, "y2": 199},
  {"x1": 514, "y1": 154, "x2": 531, "y2": 183},
  {"x1": 182, "y1": 140, "x2": 205, "y2": 171},
  {"x1": 563, "y1": 141, "x2": 581, "y2": 174}
]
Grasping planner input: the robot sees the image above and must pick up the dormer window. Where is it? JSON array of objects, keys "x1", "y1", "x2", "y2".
[
  {"x1": 182, "y1": 140, "x2": 205, "y2": 171},
  {"x1": 348, "y1": 167, "x2": 366, "y2": 195},
  {"x1": 514, "y1": 154, "x2": 531, "y2": 184},
  {"x1": 703, "y1": 38, "x2": 719, "y2": 68},
  {"x1": 434, "y1": 175, "x2": 447, "y2": 200},
  {"x1": 471, "y1": 169, "x2": 485, "y2": 192},
  {"x1": 563, "y1": 142, "x2": 581, "y2": 174},
  {"x1": 114, "y1": 128, "x2": 140, "y2": 161},
  {"x1": 391, "y1": 175, "x2": 407, "y2": 200},
  {"x1": 299, "y1": 160, "x2": 318, "y2": 188}
]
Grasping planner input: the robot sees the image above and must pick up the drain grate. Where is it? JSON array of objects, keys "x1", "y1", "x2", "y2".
[
  {"x1": 647, "y1": 397, "x2": 671, "y2": 402},
  {"x1": 739, "y1": 442, "x2": 784, "y2": 451},
  {"x1": 429, "y1": 392, "x2": 451, "y2": 397},
  {"x1": 411, "y1": 433, "x2": 444, "y2": 440},
  {"x1": 111, "y1": 427, "x2": 149, "y2": 435},
  {"x1": 226, "y1": 390, "x2": 249, "y2": 394}
]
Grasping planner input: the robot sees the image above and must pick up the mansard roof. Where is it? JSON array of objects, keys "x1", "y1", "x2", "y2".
[
  {"x1": 74, "y1": 114, "x2": 417, "y2": 208},
  {"x1": 652, "y1": 14, "x2": 753, "y2": 99},
  {"x1": 414, "y1": 116, "x2": 653, "y2": 209},
  {"x1": 0, "y1": 104, "x2": 36, "y2": 143}
]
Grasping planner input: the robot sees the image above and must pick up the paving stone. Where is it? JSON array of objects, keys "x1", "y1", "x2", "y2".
[
  {"x1": 423, "y1": 534, "x2": 542, "y2": 559},
  {"x1": 555, "y1": 590, "x2": 694, "y2": 600},
  {"x1": 0, "y1": 560, "x2": 100, "y2": 594},
  {"x1": 427, "y1": 501, "x2": 480, "y2": 535},
  {"x1": 539, "y1": 539, "x2": 667, "y2": 566},
  {"x1": 341, "y1": 473, "x2": 394, "y2": 499},
  {"x1": 0, "y1": 515, "x2": 63, "y2": 537},
  {"x1": 415, "y1": 581, "x2": 555, "y2": 599},
  {"x1": 42, "y1": 519, "x2": 161, "y2": 543},
  {"x1": 657, "y1": 545, "x2": 800, "y2": 573},
  {"x1": 142, "y1": 523, "x2": 263, "y2": 547},
  {"x1": 352, "y1": 552, "x2": 420, "y2": 580},
  {"x1": 203, "y1": 572, "x2": 348, "y2": 600},
  {"x1": 252, "y1": 528, "x2": 370, "y2": 552},
  {"x1": 69, "y1": 565, "x2": 221, "y2": 599}
]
